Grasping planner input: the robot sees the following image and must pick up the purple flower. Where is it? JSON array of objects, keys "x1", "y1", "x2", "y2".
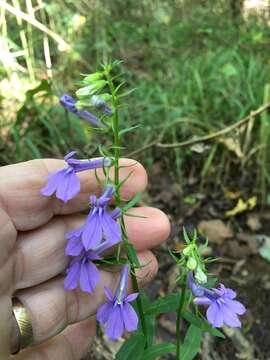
[
  {"x1": 187, "y1": 272, "x2": 205, "y2": 297},
  {"x1": 60, "y1": 94, "x2": 103, "y2": 127},
  {"x1": 97, "y1": 265, "x2": 139, "y2": 340},
  {"x1": 64, "y1": 241, "x2": 114, "y2": 293},
  {"x1": 65, "y1": 227, "x2": 85, "y2": 256},
  {"x1": 188, "y1": 272, "x2": 246, "y2": 328},
  {"x1": 91, "y1": 95, "x2": 112, "y2": 115},
  {"x1": 41, "y1": 151, "x2": 111, "y2": 203},
  {"x1": 75, "y1": 185, "x2": 121, "y2": 250}
]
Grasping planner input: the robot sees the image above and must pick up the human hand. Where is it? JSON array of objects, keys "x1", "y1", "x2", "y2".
[{"x1": 0, "y1": 158, "x2": 170, "y2": 360}]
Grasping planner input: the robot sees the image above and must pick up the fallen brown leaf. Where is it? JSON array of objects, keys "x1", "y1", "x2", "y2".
[
  {"x1": 247, "y1": 213, "x2": 262, "y2": 231},
  {"x1": 198, "y1": 219, "x2": 234, "y2": 244}
]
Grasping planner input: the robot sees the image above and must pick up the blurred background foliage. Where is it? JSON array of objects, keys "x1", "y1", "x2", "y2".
[{"x1": 1, "y1": 0, "x2": 270, "y2": 203}]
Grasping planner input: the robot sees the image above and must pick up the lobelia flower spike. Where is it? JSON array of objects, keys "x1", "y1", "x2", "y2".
[
  {"x1": 188, "y1": 272, "x2": 246, "y2": 328},
  {"x1": 60, "y1": 94, "x2": 104, "y2": 127},
  {"x1": 73, "y1": 185, "x2": 122, "y2": 250},
  {"x1": 41, "y1": 151, "x2": 111, "y2": 203},
  {"x1": 64, "y1": 240, "x2": 116, "y2": 294},
  {"x1": 97, "y1": 265, "x2": 139, "y2": 340}
]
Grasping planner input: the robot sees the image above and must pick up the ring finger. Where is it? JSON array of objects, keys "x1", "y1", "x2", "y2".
[
  {"x1": 14, "y1": 318, "x2": 96, "y2": 360},
  {"x1": 12, "y1": 250, "x2": 157, "y2": 345}
]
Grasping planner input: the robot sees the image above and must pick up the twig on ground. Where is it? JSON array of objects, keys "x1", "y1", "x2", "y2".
[{"x1": 157, "y1": 102, "x2": 270, "y2": 148}]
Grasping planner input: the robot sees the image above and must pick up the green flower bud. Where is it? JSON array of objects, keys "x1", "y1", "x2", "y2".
[
  {"x1": 76, "y1": 80, "x2": 107, "y2": 98},
  {"x1": 183, "y1": 244, "x2": 193, "y2": 256},
  {"x1": 82, "y1": 72, "x2": 104, "y2": 85},
  {"x1": 187, "y1": 257, "x2": 197, "y2": 270},
  {"x1": 95, "y1": 93, "x2": 112, "y2": 102},
  {"x1": 195, "y1": 267, "x2": 207, "y2": 284}
]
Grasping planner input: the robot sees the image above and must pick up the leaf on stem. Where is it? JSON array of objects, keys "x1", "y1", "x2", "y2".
[
  {"x1": 143, "y1": 343, "x2": 176, "y2": 360},
  {"x1": 115, "y1": 332, "x2": 145, "y2": 360},
  {"x1": 182, "y1": 311, "x2": 225, "y2": 338},
  {"x1": 119, "y1": 124, "x2": 142, "y2": 137},
  {"x1": 181, "y1": 324, "x2": 203, "y2": 360},
  {"x1": 137, "y1": 290, "x2": 156, "y2": 346},
  {"x1": 122, "y1": 192, "x2": 142, "y2": 212},
  {"x1": 125, "y1": 243, "x2": 140, "y2": 267},
  {"x1": 144, "y1": 292, "x2": 189, "y2": 316},
  {"x1": 116, "y1": 171, "x2": 135, "y2": 193}
]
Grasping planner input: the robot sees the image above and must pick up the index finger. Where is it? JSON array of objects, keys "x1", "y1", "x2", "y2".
[{"x1": 0, "y1": 158, "x2": 147, "y2": 231}]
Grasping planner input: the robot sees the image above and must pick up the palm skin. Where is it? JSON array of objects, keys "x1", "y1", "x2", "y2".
[{"x1": 0, "y1": 158, "x2": 170, "y2": 360}]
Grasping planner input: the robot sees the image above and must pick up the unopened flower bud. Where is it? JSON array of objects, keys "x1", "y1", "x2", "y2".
[
  {"x1": 187, "y1": 257, "x2": 197, "y2": 270},
  {"x1": 195, "y1": 267, "x2": 207, "y2": 284},
  {"x1": 183, "y1": 245, "x2": 192, "y2": 256},
  {"x1": 91, "y1": 95, "x2": 106, "y2": 107},
  {"x1": 82, "y1": 72, "x2": 103, "y2": 84},
  {"x1": 76, "y1": 80, "x2": 107, "y2": 98}
]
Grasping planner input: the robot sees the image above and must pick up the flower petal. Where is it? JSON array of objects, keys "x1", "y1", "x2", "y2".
[
  {"x1": 60, "y1": 94, "x2": 76, "y2": 112},
  {"x1": 64, "y1": 260, "x2": 80, "y2": 290},
  {"x1": 66, "y1": 227, "x2": 82, "y2": 240},
  {"x1": 194, "y1": 296, "x2": 212, "y2": 306},
  {"x1": 101, "y1": 211, "x2": 121, "y2": 244},
  {"x1": 225, "y1": 288, "x2": 237, "y2": 299},
  {"x1": 99, "y1": 186, "x2": 114, "y2": 206},
  {"x1": 94, "y1": 240, "x2": 114, "y2": 255},
  {"x1": 82, "y1": 212, "x2": 103, "y2": 249},
  {"x1": 226, "y1": 299, "x2": 246, "y2": 315},
  {"x1": 125, "y1": 293, "x2": 139, "y2": 303},
  {"x1": 105, "y1": 306, "x2": 124, "y2": 340},
  {"x1": 222, "y1": 303, "x2": 242, "y2": 328},
  {"x1": 77, "y1": 109, "x2": 103, "y2": 127},
  {"x1": 41, "y1": 168, "x2": 67, "y2": 197},
  {"x1": 65, "y1": 235, "x2": 84, "y2": 256},
  {"x1": 55, "y1": 170, "x2": 80, "y2": 202},
  {"x1": 64, "y1": 151, "x2": 77, "y2": 161},
  {"x1": 206, "y1": 302, "x2": 224, "y2": 328},
  {"x1": 110, "y1": 208, "x2": 121, "y2": 219},
  {"x1": 79, "y1": 261, "x2": 99, "y2": 293},
  {"x1": 104, "y1": 287, "x2": 114, "y2": 301},
  {"x1": 122, "y1": 303, "x2": 138, "y2": 332},
  {"x1": 97, "y1": 302, "x2": 114, "y2": 324}
]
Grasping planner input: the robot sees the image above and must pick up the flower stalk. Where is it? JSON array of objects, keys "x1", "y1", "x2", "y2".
[
  {"x1": 105, "y1": 67, "x2": 149, "y2": 347},
  {"x1": 176, "y1": 274, "x2": 187, "y2": 360}
]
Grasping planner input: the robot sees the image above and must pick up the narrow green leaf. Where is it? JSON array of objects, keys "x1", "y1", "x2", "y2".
[
  {"x1": 115, "y1": 81, "x2": 126, "y2": 93},
  {"x1": 124, "y1": 213, "x2": 147, "y2": 219},
  {"x1": 11, "y1": 127, "x2": 21, "y2": 160},
  {"x1": 125, "y1": 243, "x2": 140, "y2": 267},
  {"x1": 24, "y1": 138, "x2": 42, "y2": 158},
  {"x1": 122, "y1": 192, "x2": 142, "y2": 212},
  {"x1": 144, "y1": 293, "x2": 188, "y2": 316},
  {"x1": 115, "y1": 332, "x2": 145, "y2": 360},
  {"x1": 98, "y1": 144, "x2": 112, "y2": 158},
  {"x1": 143, "y1": 343, "x2": 176, "y2": 360},
  {"x1": 181, "y1": 325, "x2": 203, "y2": 360},
  {"x1": 118, "y1": 87, "x2": 137, "y2": 98},
  {"x1": 182, "y1": 311, "x2": 225, "y2": 338},
  {"x1": 116, "y1": 171, "x2": 135, "y2": 192},
  {"x1": 183, "y1": 227, "x2": 190, "y2": 243},
  {"x1": 139, "y1": 291, "x2": 156, "y2": 346},
  {"x1": 119, "y1": 124, "x2": 141, "y2": 137}
]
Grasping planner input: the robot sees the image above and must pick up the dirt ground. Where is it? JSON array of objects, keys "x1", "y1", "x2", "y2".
[{"x1": 85, "y1": 161, "x2": 270, "y2": 360}]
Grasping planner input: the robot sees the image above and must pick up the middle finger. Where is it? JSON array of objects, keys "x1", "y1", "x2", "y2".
[{"x1": 14, "y1": 207, "x2": 170, "y2": 290}]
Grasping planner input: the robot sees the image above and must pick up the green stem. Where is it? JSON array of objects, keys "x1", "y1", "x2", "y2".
[
  {"x1": 176, "y1": 275, "x2": 187, "y2": 360},
  {"x1": 106, "y1": 70, "x2": 149, "y2": 347}
]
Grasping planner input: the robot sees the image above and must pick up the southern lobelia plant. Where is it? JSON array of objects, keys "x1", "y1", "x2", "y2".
[{"x1": 41, "y1": 61, "x2": 246, "y2": 360}]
